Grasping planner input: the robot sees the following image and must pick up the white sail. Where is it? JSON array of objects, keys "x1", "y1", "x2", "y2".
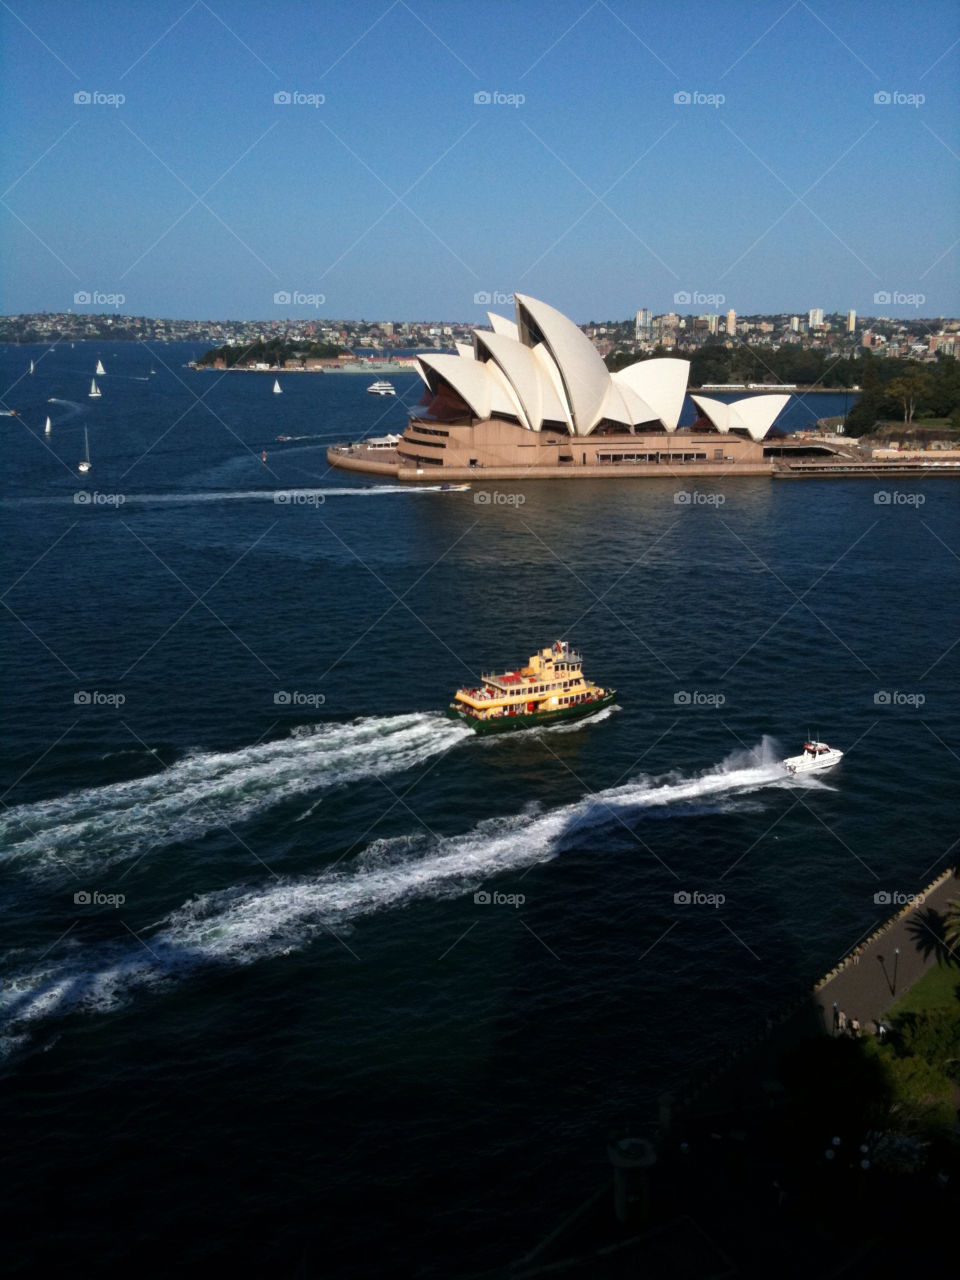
[
  {"x1": 29, "y1": 361, "x2": 34, "y2": 374},
  {"x1": 95, "y1": 360, "x2": 106, "y2": 376},
  {"x1": 273, "y1": 379, "x2": 282, "y2": 394},
  {"x1": 89, "y1": 379, "x2": 101, "y2": 398},
  {"x1": 44, "y1": 416, "x2": 52, "y2": 435},
  {"x1": 78, "y1": 428, "x2": 91, "y2": 472}
]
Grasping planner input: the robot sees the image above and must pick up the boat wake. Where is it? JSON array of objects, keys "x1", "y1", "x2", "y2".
[
  {"x1": 0, "y1": 738, "x2": 815, "y2": 1049},
  {"x1": 1, "y1": 713, "x2": 471, "y2": 880},
  {"x1": 7, "y1": 485, "x2": 462, "y2": 508}
]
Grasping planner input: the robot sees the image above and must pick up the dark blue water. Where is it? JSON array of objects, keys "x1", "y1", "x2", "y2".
[{"x1": 1, "y1": 342, "x2": 957, "y2": 1274}]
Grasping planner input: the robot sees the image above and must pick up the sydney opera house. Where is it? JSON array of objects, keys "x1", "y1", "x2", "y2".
[{"x1": 328, "y1": 294, "x2": 823, "y2": 480}]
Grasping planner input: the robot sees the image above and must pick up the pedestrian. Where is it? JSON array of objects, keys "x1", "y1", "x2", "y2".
[
  {"x1": 877, "y1": 1021, "x2": 888, "y2": 1043},
  {"x1": 832, "y1": 1001, "x2": 840, "y2": 1033},
  {"x1": 852, "y1": 945, "x2": 862, "y2": 966},
  {"x1": 838, "y1": 1010, "x2": 848, "y2": 1033},
  {"x1": 850, "y1": 1018, "x2": 860, "y2": 1038}
]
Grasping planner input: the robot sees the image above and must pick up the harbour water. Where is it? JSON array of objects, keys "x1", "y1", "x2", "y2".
[{"x1": 1, "y1": 342, "x2": 957, "y2": 1274}]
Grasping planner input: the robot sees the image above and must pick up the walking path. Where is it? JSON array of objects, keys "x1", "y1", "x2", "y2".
[
  {"x1": 679, "y1": 866, "x2": 959, "y2": 1120},
  {"x1": 813, "y1": 866, "x2": 958, "y2": 1035}
]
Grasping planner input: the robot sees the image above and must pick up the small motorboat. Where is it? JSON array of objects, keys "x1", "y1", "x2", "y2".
[
  {"x1": 366, "y1": 380, "x2": 395, "y2": 396},
  {"x1": 783, "y1": 739, "x2": 843, "y2": 774},
  {"x1": 439, "y1": 483, "x2": 470, "y2": 492},
  {"x1": 276, "y1": 434, "x2": 292, "y2": 442}
]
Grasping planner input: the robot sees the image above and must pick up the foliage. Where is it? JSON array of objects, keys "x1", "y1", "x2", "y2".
[
  {"x1": 883, "y1": 1055, "x2": 957, "y2": 1136},
  {"x1": 197, "y1": 338, "x2": 347, "y2": 368}
]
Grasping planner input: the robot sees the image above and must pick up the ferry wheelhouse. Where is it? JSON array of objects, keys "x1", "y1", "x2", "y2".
[{"x1": 447, "y1": 641, "x2": 615, "y2": 733}]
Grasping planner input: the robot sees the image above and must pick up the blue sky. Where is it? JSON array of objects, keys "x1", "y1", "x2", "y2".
[{"x1": 1, "y1": 0, "x2": 957, "y2": 321}]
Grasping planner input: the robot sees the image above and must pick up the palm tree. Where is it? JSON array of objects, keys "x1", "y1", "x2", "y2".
[{"x1": 943, "y1": 897, "x2": 960, "y2": 960}]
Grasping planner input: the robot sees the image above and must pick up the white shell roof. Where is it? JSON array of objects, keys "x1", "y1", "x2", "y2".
[
  {"x1": 418, "y1": 353, "x2": 513, "y2": 420},
  {"x1": 613, "y1": 358, "x2": 690, "y2": 433},
  {"x1": 474, "y1": 329, "x2": 567, "y2": 432},
  {"x1": 690, "y1": 393, "x2": 791, "y2": 441},
  {"x1": 487, "y1": 312, "x2": 520, "y2": 341},
  {"x1": 414, "y1": 295, "x2": 696, "y2": 435},
  {"x1": 514, "y1": 293, "x2": 611, "y2": 435}
]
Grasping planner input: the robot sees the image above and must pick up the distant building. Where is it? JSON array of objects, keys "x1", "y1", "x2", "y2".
[
  {"x1": 847, "y1": 309, "x2": 856, "y2": 333},
  {"x1": 708, "y1": 314, "x2": 719, "y2": 336},
  {"x1": 635, "y1": 309, "x2": 651, "y2": 340},
  {"x1": 726, "y1": 308, "x2": 737, "y2": 336},
  {"x1": 790, "y1": 316, "x2": 800, "y2": 332},
  {"x1": 808, "y1": 308, "x2": 824, "y2": 328}
]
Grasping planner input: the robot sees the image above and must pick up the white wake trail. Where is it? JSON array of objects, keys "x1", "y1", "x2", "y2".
[
  {"x1": 1, "y1": 739, "x2": 810, "y2": 1044},
  {"x1": 1, "y1": 713, "x2": 471, "y2": 877}
]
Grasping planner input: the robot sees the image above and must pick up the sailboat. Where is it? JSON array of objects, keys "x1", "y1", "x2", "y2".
[
  {"x1": 273, "y1": 379, "x2": 282, "y2": 394},
  {"x1": 95, "y1": 360, "x2": 106, "y2": 376},
  {"x1": 44, "y1": 416, "x2": 52, "y2": 436},
  {"x1": 89, "y1": 379, "x2": 101, "y2": 398},
  {"x1": 29, "y1": 360, "x2": 34, "y2": 375},
  {"x1": 150, "y1": 367, "x2": 156, "y2": 375},
  {"x1": 78, "y1": 428, "x2": 91, "y2": 473}
]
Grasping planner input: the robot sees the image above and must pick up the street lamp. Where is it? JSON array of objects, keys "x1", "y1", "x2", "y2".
[{"x1": 893, "y1": 947, "x2": 900, "y2": 995}]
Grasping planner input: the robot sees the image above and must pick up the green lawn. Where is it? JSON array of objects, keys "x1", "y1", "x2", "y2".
[{"x1": 886, "y1": 962, "x2": 960, "y2": 1017}]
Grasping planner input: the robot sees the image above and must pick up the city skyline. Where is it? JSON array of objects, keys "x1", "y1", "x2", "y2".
[{"x1": 1, "y1": 1, "x2": 958, "y2": 321}]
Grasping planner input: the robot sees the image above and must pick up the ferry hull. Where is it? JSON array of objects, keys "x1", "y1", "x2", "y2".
[{"x1": 446, "y1": 690, "x2": 617, "y2": 733}]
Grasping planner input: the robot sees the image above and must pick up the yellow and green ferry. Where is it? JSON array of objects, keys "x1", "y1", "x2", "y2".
[{"x1": 447, "y1": 641, "x2": 616, "y2": 733}]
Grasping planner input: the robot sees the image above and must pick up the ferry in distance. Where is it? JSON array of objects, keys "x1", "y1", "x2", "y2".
[
  {"x1": 447, "y1": 640, "x2": 615, "y2": 733},
  {"x1": 783, "y1": 739, "x2": 843, "y2": 774},
  {"x1": 367, "y1": 380, "x2": 396, "y2": 396}
]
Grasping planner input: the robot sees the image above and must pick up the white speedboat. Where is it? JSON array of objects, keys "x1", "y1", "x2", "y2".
[
  {"x1": 783, "y1": 739, "x2": 843, "y2": 774},
  {"x1": 367, "y1": 380, "x2": 395, "y2": 396}
]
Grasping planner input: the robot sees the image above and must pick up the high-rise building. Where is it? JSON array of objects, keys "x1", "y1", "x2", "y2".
[
  {"x1": 847, "y1": 309, "x2": 856, "y2": 333},
  {"x1": 726, "y1": 308, "x2": 737, "y2": 337},
  {"x1": 635, "y1": 309, "x2": 651, "y2": 340},
  {"x1": 790, "y1": 316, "x2": 800, "y2": 332},
  {"x1": 808, "y1": 308, "x2": 824, "y2": 328},
  {"x1": 708, "y1": 314, "x2": 719, "y2": 336}
]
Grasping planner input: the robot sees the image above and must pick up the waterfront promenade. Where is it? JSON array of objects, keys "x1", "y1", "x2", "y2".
[
  {"x1": 680, "y1": 866, "x2": 959, "y2": 1122},
  {"x1": 812, "y1": 866, "x2": 959, "y2": 1034}
]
